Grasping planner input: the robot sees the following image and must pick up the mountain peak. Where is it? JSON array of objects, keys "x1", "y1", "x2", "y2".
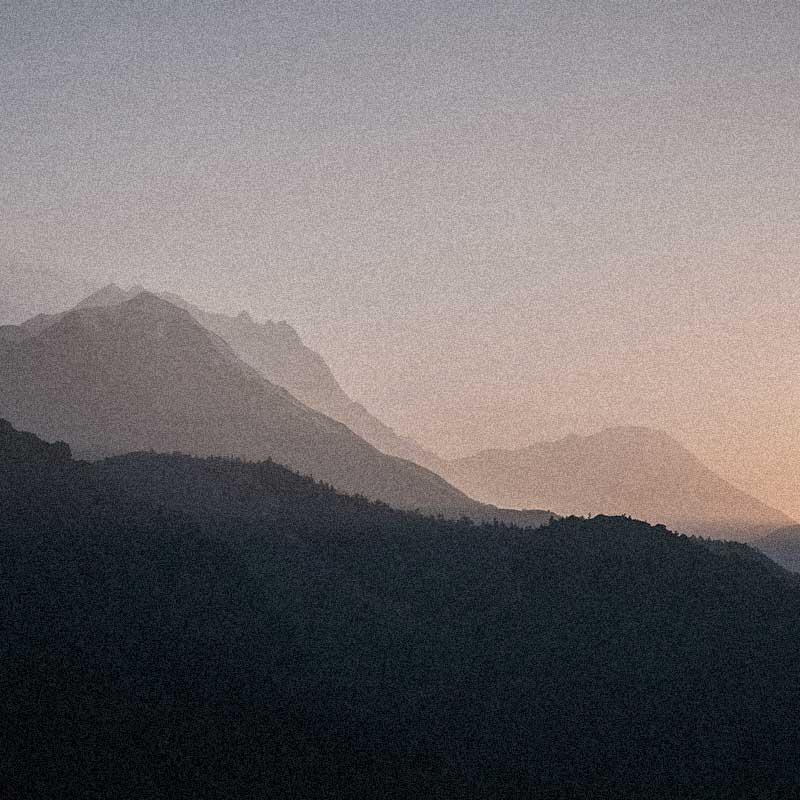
[
  {"x1": 75, "y1": 283, "x2": 149, "y2": 310},
  {"x1": 60, "y1": 291, "x2": 193, "y2": 332},
  {"x1": 75, "y1": 283, "x2": 127, "y2": 309},
  {"x1": 444, "y1": 425, "x2": 793, "y2": 540}
]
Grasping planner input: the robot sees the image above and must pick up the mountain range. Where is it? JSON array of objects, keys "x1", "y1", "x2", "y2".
[
  {"x1": 158, "y1": 289, "x2": 446, "y2": 472},
  {"x1": 2, "y1": 283, "x2": 444, "y2": 469},
  {"x1": 0, "y1": 291, "x2": 551, "y2": 526},
  {"x1": 2, "y1": 283, "x2": 792, "y2": 541}
]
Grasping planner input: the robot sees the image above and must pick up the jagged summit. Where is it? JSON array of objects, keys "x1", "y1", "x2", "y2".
[
  {"x1": 1, "y1": 283, "x2": 151, "y2": 343},
  {"x1": 120, "y1": 289, "x2": 190, "y2": 315},
  {"x1": 35, "y1": 291, "x2": 208, "y2": 352}
]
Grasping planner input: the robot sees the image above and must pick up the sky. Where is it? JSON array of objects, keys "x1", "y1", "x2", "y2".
[{"x1": 2, "y1": 1, "x2": 799, "y2": 517}]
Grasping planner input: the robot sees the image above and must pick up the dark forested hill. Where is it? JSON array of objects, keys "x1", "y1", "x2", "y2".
[
  {"x1": 0, "y1": 294, "x2": 550, "y2": 526},
  {"x1": 444, "y1": 426, "x2": 793, "y2": 541},
  {"x1": 3, "y1": 420, "x2": 800, "y2": 799}
]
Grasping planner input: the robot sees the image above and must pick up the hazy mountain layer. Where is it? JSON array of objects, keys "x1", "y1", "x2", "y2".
[
  {"x1": 5, "y1": 284, "x2": 789, "y2": 540},
  {"x1": 0, "y1": 295, "x2": 551, "y2": 525},
  {"x1": 3, "y1": 420, "x2": 800, "y2": 798},
  {"x1": 443, "y1": 426, "x2": 793, "y2": 540},
  {"x1": 165, "y1": 291, "x2": 443, "y2": 470}
]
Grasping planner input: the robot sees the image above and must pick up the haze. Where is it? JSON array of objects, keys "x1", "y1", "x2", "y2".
[{"x1": 2, "y1": 1, "x2": 799, "y2": 517}]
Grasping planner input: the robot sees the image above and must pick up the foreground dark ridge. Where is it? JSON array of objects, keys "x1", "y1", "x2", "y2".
[{"x1": 2, "y1": 420, "x2": 800, "y2": 799}]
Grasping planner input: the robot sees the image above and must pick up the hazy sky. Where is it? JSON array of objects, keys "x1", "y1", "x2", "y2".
[{"x1": 2, "y1": 1, "x2": 799, "y2": 516}]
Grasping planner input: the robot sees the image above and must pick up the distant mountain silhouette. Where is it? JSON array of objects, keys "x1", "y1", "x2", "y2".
[
  {"x1": 443, "y1": 426, "x2": 793, "y2": 540},
  {"x1": 751, "y1": 526, "x2": 800, "y2": 572},
  {"x1": 7, "y1": 285, "x2": 788, "y2": 540},
  {"x1": 4, "y1": 419, "x2": 800, "y2": 798},
  {"x1": 0, "y1": 293, "x2": 551, "y2": 525}
]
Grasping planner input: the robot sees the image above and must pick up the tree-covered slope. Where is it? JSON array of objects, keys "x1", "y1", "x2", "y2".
[{"x1": 3, "y1": 421, "x2": 800, "y2": 799}]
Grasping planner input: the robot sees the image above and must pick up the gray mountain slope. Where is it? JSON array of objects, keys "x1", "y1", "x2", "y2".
[
  {"x1": 25, "y1": 283, "x2": 444, "y2": 471},
  {"x1": 158, "y1": 291, "x2": 445, "y2": 471},
  {"x1": 0, "y1": 292, "x2": 551, "y2": 525}
]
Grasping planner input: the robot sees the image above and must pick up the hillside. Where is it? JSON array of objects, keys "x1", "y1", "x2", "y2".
[
  {"x1": 3, "y1": 421, "x2": 800, "y2": 798},
  {"x1": 444, "y1": 426, "x2": 793, "y2": 540}
]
